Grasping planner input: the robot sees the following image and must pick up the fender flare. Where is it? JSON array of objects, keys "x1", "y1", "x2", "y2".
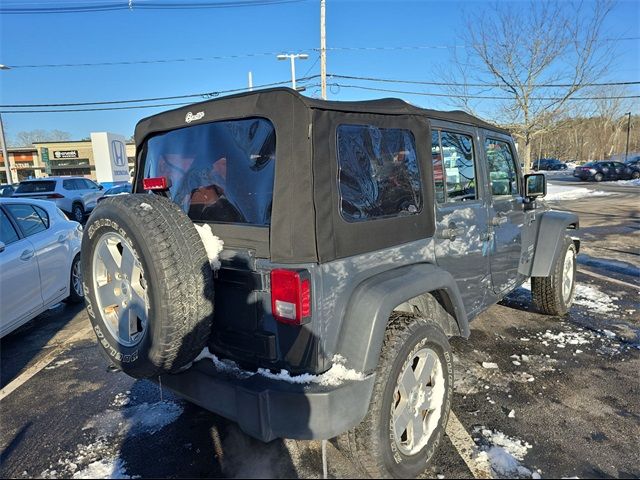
[
  {"x1": 336, "y1": 263, "x2": 468, "y2": 373},
  {"x1": 530, "y1": 210, "x2": 579, "y2": 277}
]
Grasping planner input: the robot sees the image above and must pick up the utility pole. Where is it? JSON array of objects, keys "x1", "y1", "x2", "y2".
[
  {"x1": 624, "y1": 112, "x2": 631, "y2": 162},
  {"x1": 0, "y1": 114, "x2": 12, "y2": 185},
  {"x1": 320, "y1": 0, "x2": 327, "y2": 100},
  {"x1": 248, "y1": 71, "x2": 253, "y2": 91},
  {"x1": 276, "y1": 53, "x2": 308, "y2": 90}
]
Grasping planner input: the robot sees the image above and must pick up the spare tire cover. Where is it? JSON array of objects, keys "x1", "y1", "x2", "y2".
[{"x1": 81, "y1": 193, "x2": 214, "y2": 378}]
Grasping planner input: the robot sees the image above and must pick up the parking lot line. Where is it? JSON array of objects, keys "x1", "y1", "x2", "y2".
[
  {"x1": 446, "y1": 411, "x2": 492, "y2": 479},
  {"x1": 0, "y1": 325, "x2": 94, "y2": 401},
  {"x1": 578, "y1": 268, "x2": 638, "y2": 290}
]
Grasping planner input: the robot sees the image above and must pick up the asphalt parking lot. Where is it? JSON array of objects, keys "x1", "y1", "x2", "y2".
[{"x1": 1, "y1": 179, "x2": 638, "y2": 479}]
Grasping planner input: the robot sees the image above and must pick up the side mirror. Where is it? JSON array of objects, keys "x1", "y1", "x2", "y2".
[
  {"x1": 99, "y1": 185, "x2": 105, "y2": 190},
  {"x1": 0, "y1": 241, "x2": 5, "y2": 253},
  {"x1": 524, "y1": 173, "x2": 546, "y2": 199}
]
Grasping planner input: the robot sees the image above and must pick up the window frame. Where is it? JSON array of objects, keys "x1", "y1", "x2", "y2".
[
  {"x1": 335, "y1": 122, "x2": 424, "y2": 223},
  {"x1": 485, "y1": 137, "x2": 521, "y2": 198},
  {"x1": 430, "y1": 124, "x2": 481, "y2": 206},
  {"x1": 0, "y1": 207, "x2": 21, "y2": 246}
]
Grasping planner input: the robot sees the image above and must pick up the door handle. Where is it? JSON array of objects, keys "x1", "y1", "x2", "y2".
[
  {"x1": 20, "y1": 249, "x2": 35, "y2": 261},
  {"x1": 439, "y1": 227, "x2": 464, "y2": 240},
  {"x1": 490, "y1": 215, "x2": 508, "y2": 226}
]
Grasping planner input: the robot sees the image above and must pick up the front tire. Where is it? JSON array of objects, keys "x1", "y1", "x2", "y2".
[
  {"x1": 532, "y1": 236, "x2": 577, "y2": 316},
  {"x1": 338, "y1": 314, "x2": 453, "y2": 478},
  {"x1": 631, "y1": 171, "x2": 640, "y2": 179}
]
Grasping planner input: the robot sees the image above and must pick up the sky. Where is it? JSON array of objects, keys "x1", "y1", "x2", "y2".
[{"x1": 1, "y1": 0, "x2": 639, "y2": 143}]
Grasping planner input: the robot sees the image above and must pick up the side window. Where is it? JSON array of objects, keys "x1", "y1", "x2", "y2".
[
  {"x1": 63, "y1": 179, "x2": 75, "y2": 190},
  {"x1": 337, "y1": 124, "x2": 422, "y2": 222},
  {"x1": 431, "y1": 130, "x2": 446, "y2": 203},
  {"x1": 1, "y1": 210, "x2": 20, "y2": 245},
  {"x1": 5, "y1": 204, "x2": 47, "y2": 237},
  {"x1": 439, "y1": 130, "x2": 477, "y2": 202},
  {"x1": 485, "y1": 138, "x2": 519, "y2": 196},
  {"x1": 84, "y1": 179, "x2": 99, "y2": 190},
  {"x1": 33, "y1": 205, "x2": 50, "y2": 228}
]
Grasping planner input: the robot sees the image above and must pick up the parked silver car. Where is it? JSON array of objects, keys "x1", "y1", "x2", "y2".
[
  {"x1": 12, "y1": 177, "x2": 104, "y2": 223},
  {"x1": 0, "y1": 197, "x2": 83, "y2": 338}
]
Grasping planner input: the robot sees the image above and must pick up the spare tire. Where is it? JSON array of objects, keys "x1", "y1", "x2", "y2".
[{"x1": 81, "y1": 194, "x2": 214, "y2": 378}]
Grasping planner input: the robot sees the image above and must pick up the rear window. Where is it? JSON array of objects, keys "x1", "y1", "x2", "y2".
[
  {"x1": 15, "y1": 180, "x2": 56, "y2": 194},
  {"x1": 143, "y1": 117, "x2": 275, "y2": 226}
]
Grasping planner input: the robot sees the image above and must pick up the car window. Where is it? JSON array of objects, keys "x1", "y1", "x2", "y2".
[
  {"x1": 485, "y1": 138, "x2": 519, "y2": 196},
  {"x1": 337, "y1": 124, "x2": 422, "y2": 221},
  {"x1": 83, "y1": 179, "x2": 99, "y2": 190},
  {"x1": 63, "y1": 179, "x2": 76, "y2": 190},
  {"x1": 33, "y1": 205, "x2": 50, "y2": 228},
  {"x1": 0, "y1": 209, "x2": 20, "y2": 245},
  {"x1": 15, "y1": 181, "x2": 56, "y2": 193},
  {"x1": 431, "y1": 131, "x2": 446, "y2": 203},
  {"x1": 5, "y1": 204, "x2": 48, "y2": 237},
  {"x1": 144, "y1": 117, "x2": 276, "y2": 225},
  {"x1": 613, "y1": 162, "x2": 626, "y2": 168},
  {"x1": 435, "y1": 130, "x2": 477, "y2": 202}
]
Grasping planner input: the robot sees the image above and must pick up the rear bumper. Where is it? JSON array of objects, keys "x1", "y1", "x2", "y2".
[{"x1": 158, "y1": 360, "x2": 375, "y2": 442}]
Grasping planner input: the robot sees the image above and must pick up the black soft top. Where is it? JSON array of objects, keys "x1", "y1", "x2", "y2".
[
  {"x1": 134, "y1": 88, "x2": 511, "y2": 264},
  {"x1": 134, "y1": 87, "x2": 507, "y2": 146}
]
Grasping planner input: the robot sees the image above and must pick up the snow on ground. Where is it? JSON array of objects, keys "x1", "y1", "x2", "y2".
[
  {"x1": 573, "y1": 284, "x2": 619, "y2": 315},
  {"x1": 44, "y1": 358, "x2": 74, "y2": 370},
  {"x1": 194, "y1": 223, "x2": 224, "y2": 270},
  {"x1": 195, "y1": 347, "x2": 365, "y2": 387},
  {"x1": 41, "y1": 395, "x2": 182, "y2": 479},
  {"x1": 473, "y1": 427, "x2": 539, "y2": 479},
  {"x1": 544, "y1": 184, "x2": 613, "y2": 201},
  {"x1": 616, "y1": 178, "x2": 640, "y2": 186}
]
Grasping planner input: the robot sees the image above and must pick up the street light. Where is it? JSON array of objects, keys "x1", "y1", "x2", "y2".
[{"x1": 276, "y1": 53, "x2": 308, "y2": 90}]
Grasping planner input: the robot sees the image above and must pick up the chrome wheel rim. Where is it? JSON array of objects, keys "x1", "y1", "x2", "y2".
[
  {"x1": 92, "y1": 232, "x2": 148, "y2": 347},
  {"x1": 391, "y1": 347, "x2": 445, "y2": 456},
  {"x1": 562, "y1": 247, "x2": 575, "y2": 304},
  {"x1": 72, "y1": 258, "x2": 83, "y2": 298}
]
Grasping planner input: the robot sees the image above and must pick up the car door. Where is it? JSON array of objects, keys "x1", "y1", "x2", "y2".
[
  {"x1": 0, "y1": 207, "x2": 43, "y2": 336},
  {"x1": 4, "y1": 203, "x2": 70, "y2": 307},
  {"x1": 481, "y1": 131, "x2": 526, "y2": 294},
  {"x1": 612, "y1": 162, "x2": 628, "y2": 179},
  {"x1": 81, "y1": 179, "x2": 102, "y2": 210},
  {"x1": 431, "y1": 122, "x2": 492, "y2": 316}
]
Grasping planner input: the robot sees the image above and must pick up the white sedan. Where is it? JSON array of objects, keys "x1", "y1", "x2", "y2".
[{"x1": 0, "y1": 197, "x2": 83, "y2": 338}]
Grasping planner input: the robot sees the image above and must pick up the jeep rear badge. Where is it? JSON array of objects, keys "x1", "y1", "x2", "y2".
[{"x1": 185, "y1": 111, "x2": 205, "y2": 123}]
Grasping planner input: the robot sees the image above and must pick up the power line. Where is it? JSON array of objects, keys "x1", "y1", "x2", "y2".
[
  {"x1": 0, "y1": 0, "x2": 309, "y2": 14},
  {"x1": 0, "y1": 75, "x2": 320, "y2": 108},
  {"x1": 330, "y1": 74, "x2": 640, "y2": 89},
  {"x1": 331, "y1": 83, "x2": 640, "y2": 101}
]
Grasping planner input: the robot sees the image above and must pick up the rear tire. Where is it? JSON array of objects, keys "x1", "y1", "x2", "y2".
[
  {"x1": 337, "y1": 314, "x2": 453, "y2": 478},
  {"x1": 594, "y1": 173, "x2": 604, "y2": 182},
  {"x1": 66, "y1": 254, "x2": 84, "y2": 303},
  {"x1": 82, "y1": 194, "x2": 215, "y2": 378},
  {"x1": 532, "y1": 236, "x2": 577, "y2": 316}
]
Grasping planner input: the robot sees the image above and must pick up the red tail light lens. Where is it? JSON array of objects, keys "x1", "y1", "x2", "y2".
[
  {"x1": 143, "y1": 177, "x2": 170, "y2": 191},
  {"x1": 46, "y1": 193, "x2": 64, "y2": 199},
  {"x1": 270, "y1": 269, "x2": 312, "y2": 325}
]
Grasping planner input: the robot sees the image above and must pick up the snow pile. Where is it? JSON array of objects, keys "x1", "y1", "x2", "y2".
[
  {"x1": 473, "y1": 428, "x2": 536, "y2": 478},
  {"x1": 573, "y1": 284, "x2": 618, "y2": 314},
  {"x1": 72, "y1": 457, "x2": 132, "y2": 479},
  {"x1": 85, "y1": 400, "x2": 184, "y2": 437},
  {"x1": 544, "y1": 184, "x2": 613, "y2": 201},
  {"x1": 616, "y1": 178, "x2": 640, "y2": 186},
  {"x1": 194, "y1": 223, "x2": 224, "y2": 270},
  {"x1": 195, "y1": 348, "x2": 365, "y2": 387}
]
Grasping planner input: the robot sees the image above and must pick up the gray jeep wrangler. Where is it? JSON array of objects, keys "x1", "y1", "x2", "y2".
[{"x1": 82, "y1": 88, "x2": 579, "y2": 478}]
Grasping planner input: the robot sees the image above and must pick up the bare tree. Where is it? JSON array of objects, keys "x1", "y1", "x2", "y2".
[
  {"x1": 12, "y1": 129, "x2": 72, "y2": 147},
  {"x1": 449, "y1": 0, "x2": 616, "y2": 170}
]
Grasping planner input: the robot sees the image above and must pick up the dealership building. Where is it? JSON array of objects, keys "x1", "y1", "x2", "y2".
[{"x1": 1, "y1": 135, "x2": 136, "y2": 185}]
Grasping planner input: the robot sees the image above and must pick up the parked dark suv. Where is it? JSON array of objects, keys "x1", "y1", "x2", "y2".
[
  {"x1": 573, "y1": 161, "x2": 640, "y2": 182},
  {"x1": 83, "y1": 89, "x2": 580, "y2": 478},
  {"x1": 532, "y1": 158, "x2": 567, "y2": 170}
]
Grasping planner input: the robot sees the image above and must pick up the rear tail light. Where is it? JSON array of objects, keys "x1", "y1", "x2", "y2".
[
  {"x1": 46, "y1": 193, "x2": 64, "y2": 199},
  {"x1": 143, "y1": 176, "x2": 171, "y2": 191},
  {"x1": 270, "y1": 269, "x2": 312, "y2": 325}
]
